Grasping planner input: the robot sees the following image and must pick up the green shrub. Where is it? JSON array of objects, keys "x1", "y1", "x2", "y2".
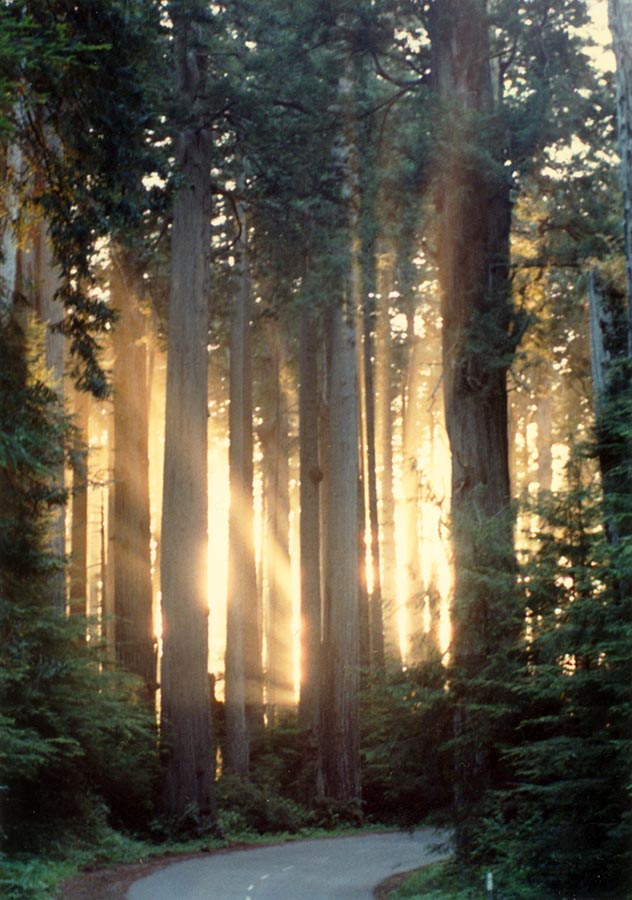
[
  {"x1": 216, "y1": 773, "x2": 314, "y2": 835},
  {"x1": 361, "y1": 658, "x2": 453, "y2": 825},
  {"x1": 0, "y1": 325, "x2": 159, "y2": 851}
]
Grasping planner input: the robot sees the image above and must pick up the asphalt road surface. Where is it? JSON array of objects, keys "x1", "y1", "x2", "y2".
[{"x1": 127, "y1": 829, "x2": 450, "y2": 900}]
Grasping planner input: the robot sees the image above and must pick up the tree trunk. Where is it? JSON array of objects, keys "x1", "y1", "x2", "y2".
[
  {"x1": 298, "y1": 303, "x2": 323, "y2": 734},
  {"x1": 69, "y1": 387, "x2": 89, "y2": 618},
  {"x1": 159, "y1": 0, "x2": 216, "y2": 826},
  {"x1": 321, "y1": 303, "x2": 361, "y2": 807},
  {"x1": 111, "y1": 249, "x2": 156, "y2": 697},
  {"x1": 259, "y1": 319, "x2": 294, "y2": 718},
  {"x1": 225, "y1": 199, "x2": 261, "y2": 774},
  {"x1": 609, "y1": 0, "x2": 632, "y2": 342},
  {"x1": 0, "y1": 141, "x2": 20, "y2": 325},
  {"x1": 362, "y1": 293, "x2": 385, "y2": 672},
  {"x1": 374, "y1": 246, "x2": 400, "y2": 665},
  {"x1": 402, "y1": 309, "x2": 425, "y2": 661},
  {"x1": 320, "y1": 51, "x2": 362, "y2": 809},
  {"x1": 430, "y1": 0, "x2": 517, "y2": 855}
]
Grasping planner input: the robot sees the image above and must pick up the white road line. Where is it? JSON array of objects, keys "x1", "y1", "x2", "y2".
[
  {"x1": 260, "y1": 874, "x2": 270, "y2": 880},
  {"x1": 282, "y1": 865, "x2": 295, "y2": 872}
]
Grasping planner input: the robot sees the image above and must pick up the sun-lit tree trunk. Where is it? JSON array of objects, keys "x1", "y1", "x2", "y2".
[
  {"x1": 69, "y1": 386, "x2": 89, "y2": 617},
  {"x1": 430, "y1": 0, "x2": 517, "y2": 855},
  {"x1": 362, "y1": 292, "x2": 385, "y2": 672},
  {"x1": 374, "y1": 245, "x2": 400, "y2": 666},
  {"x1": 355, "y1": 248, "x2": 371, "y2": 671},
  {"x1": 402, "y1": 306, "x2": 425, "y2": 661},
  {"x1": 159, "y1": 0, "x2": 217, "y2": 826},
  {"x1": 225, "y1": 199, "x2": 261, "y2": 774},
  {"x1": 609, "y1": 0, "x2": 632, "y2": 338},
  {"x1": 110, "y1": 249, "x2": 155, "y2": 696},
  {"x1": 259, "y1": 318, "x2": 294, "y2": 719},
  {"x1": 299, "y1": 301, "x2": 323, "y2": 736}
]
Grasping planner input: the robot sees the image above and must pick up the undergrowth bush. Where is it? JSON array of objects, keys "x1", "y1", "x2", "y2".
[{"x1": 361, "y1": 657, "x2": 453, "y2": 825}]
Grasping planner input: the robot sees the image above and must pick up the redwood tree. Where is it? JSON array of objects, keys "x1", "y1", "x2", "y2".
[
  {"x1": 159, "y1": 0, "x2": 217, "y2": 827},
  {"x1": 428, "y1": 0, "x2": 517, "y2": 852}
]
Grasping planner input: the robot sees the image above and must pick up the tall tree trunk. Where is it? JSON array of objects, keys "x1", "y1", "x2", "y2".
[
  {"x1": 110, "y1": 249, "x2": 155, "y2": 697},
  {"x1": 69, "y1": 387, "x2": 89, "y2": 618},
  {"x1": 321, "y1": 303, "x2": 361, "y2": 808},
  {"x1": 298, "y1": 300, "x2": 323, "y2": 724},
  {"x1": 225, "y1": 200, "x2": 260, "y2": 774},
  {"x1": 374, "y1": 246, "x2": 400, "y2": 665},
  {"x1": 430, "y1": 0, "x2": 517, "y2": 855},
  {"x1": 159, "y1": 1, "x2": 216, "y2": 826},
  {"x1": 362, "y1": 293, "x2": 385, "y2": 672},
  {"x1": 535, "y1": 386, "x2": 553, "y2": 493},
  {"x1": 609, "y1": 0, "x2": 632, "y2": 342},
  {"x1": 320, "y1": 52, "x2": 362, "y2": 809},
  {"x1": 259, "y1": 319, "x2": 294, "y2": 717},
  {"x1": 402, "y1": 309, "x2": 425, "y2": 661}
]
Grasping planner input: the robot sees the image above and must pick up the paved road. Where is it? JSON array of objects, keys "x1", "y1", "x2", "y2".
[{"x1": 127, "y1": 829, "x2": 450, "y2": 900}]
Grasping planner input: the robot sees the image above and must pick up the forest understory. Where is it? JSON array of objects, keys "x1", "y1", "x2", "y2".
[{"x1": 1, "y1": 1, "x2": 631, "y2": 900}]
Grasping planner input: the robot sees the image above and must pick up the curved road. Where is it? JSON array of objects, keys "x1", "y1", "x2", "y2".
[{"x1": 127, "y1": 829, "x2": 450, "y2": 900}]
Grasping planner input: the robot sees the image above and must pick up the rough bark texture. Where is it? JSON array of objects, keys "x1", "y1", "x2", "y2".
[
  {"x1": 159, "y1": 0, "x2": 216, "y2": 825},
  {"x1": 430, "y1": 0, "x2": 517, "y2": 854},
  {"x1": 111, "y1": 250, "x2": 155, "y2": 696},
  {"x1": 321, "y1": 303, "x2": 361, "y2": 807},
  {"x1": 225, "y1": 203, "x2": 259, "y2": 775},
  {"x1": 298, "y1": 303, "x2": 322, "y2": 733},
  {"x1": 609, "y1": 0, "x2": 632, "y2": 341}
]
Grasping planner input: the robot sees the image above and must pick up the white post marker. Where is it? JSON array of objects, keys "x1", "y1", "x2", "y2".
[{"x1": 486, "y1": 870, "x2": 494, "y2": 899}]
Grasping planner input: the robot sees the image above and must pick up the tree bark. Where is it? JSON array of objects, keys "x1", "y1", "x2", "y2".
[
  {"x1": 609, "y1": 0, "x2": 632, "y2": 344},
  {"x1": 321, "y1": 302, "x2": 361, "y2": 807},
  {"x1": 225, "y1": 199, "x2": 261, "y2": 774},
  {"x1": 111, "y1": 249, "x2": 156, "y2": 697},
  {"x1": 402, "y1": 309, "x2": 425, "y2": 661},
  {"x1": 159, "y1": 0, "x2": 216, "y2": 826},
  {"x1": 362, "y1": 293, "x2": 385, "y2": 672},
  {"x1": 430, "y1": 0, "x2": 517, "y2": 855},
  {"x1": 298, "y1": 302, "x2": 322, "y2": 733},
  {"x1": 259, "y1": 319, "x2": 294, "y2": 718}
]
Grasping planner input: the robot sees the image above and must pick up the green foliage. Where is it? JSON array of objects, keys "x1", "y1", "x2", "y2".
[
  {"x1": 453, "y1": 453, "x2": 632, "y2": 898},
  {"x1": 216, "y1": 774, "x2": 314, "y2": 835},
  {"x1": 0, "y1": 323, "x2": 159, "y2": 851},
  {"x1": 361, "y1": 660, "x2": 452, "y2": 825},
  {"x1": 2, "y1": 0, "x2": 165, "y2": 396}
]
